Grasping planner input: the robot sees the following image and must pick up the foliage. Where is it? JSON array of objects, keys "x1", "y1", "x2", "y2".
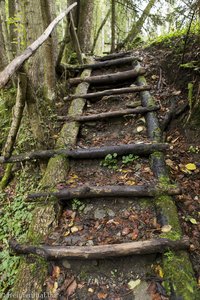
[
  {"x1": 188, "y1": 145, "x2": 199, "y2": 154},
  {"x1": 72, "y1": 198, "x2": 85, "y2": 211},
  {"x1": 122, "y1": 154, "x2": 139, "y2": 165},
  {"x1": 100, "y1": 153, "x2": 118, "y2": 170},
  {"x1": 0, "y1": 168, "x2": 39, "y2": 298}
]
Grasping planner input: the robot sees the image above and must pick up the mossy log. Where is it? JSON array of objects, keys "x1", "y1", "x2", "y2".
[
  {"x1": 9, "y1": 237, "x2": 189, "y2": 260},
  {"x1": 63, "y1": 56, "x2": 139, "y2": 71},
  {"x1": 64, "y1": 85, "x2": 151, "y2": 100},
  {"x1": 0, "y1": 143, "x2": 169, "y2": 164},
  {"x1": 28, "y1": 184, "x2": 181, "y2": 200},
  {"x1": 68, "y1": 67, "x2": 146, "y2": 86},
  {"x1": 136, "y1": 65, "x2": 198, "y2": 299},
  {"x1": 57, "y1": 106, "x2": 160, "y2": 122},
  {"x1": 11, "y1": 59, "x2": 94, "y2": 298}
]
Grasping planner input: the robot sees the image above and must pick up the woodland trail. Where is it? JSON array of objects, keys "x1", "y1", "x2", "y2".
[{"x1": 10, "y1": 52, "x2": 199, "y2": 299}]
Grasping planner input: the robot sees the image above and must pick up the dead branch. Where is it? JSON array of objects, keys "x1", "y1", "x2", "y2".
[
  {"x1": 57, "y1": 105, "x2": 160, "y2": 122},
  {"x1": 0, "y1": 143, "x2": 169, "y2": 164},
  {"x1": 9, "y1": 237, "x2": 189, "y2": 260},
  {"x1": 64, "y1": 85, "x2": 150, "y2": 101},
  {"x1": 0, "y1": 2, "x2": 77, "y2": 88},
  {"x1": 68, "y1": 67, "x2": 146, "y2": 86}
]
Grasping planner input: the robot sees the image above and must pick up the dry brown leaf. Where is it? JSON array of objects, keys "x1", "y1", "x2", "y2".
[
  {"x1": 66, "y1": 279, "x2": 77, "y2": 297},
  {"x1": 97, "y1": 292, "x2": 108, "y2": 299},
  {"x1": 52, "y1": 266, "x2": 61, "y2": 279},
  {"x1": 122, "y1": 227, "x2": 131, "y2": 236}
]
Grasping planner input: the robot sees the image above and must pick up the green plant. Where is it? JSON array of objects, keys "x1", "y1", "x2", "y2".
[
  {"x1": 100, "y1": 153, "x2": 118, "y2": 170},
  {"x1": 122, "y1": 154, "x2": 139, "y2": 165},
  {"x1": 72, "y1": 198, "x2": 85, "y2": 211},
  {"x1": 0, "y1": 169, "x2": 38, "y2": 297},
  {"x1": 188, "y1": 145, "x2": 199, "y2": 154}
]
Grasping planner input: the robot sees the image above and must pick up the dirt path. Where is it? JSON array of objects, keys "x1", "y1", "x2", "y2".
[{"x1": 10, "y1": 52, "x2": 199, "y2": 299}]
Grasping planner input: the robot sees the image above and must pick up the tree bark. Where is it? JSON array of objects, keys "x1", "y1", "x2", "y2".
[
  {"x1": 117, "y1": 0, "x2": 156, "y2": 51},
  {"x1": 69, "y1": 12, "x2": 83, "y2": 64},
  {"x1": 2, "y1": 73, "x2": 27, "y2": 158},
  {"x1": 8, "y1": 0, "x2": 17, "y2": 55},
  {"x1": 9, "y1": 237, "x2": 189, "y2": 260},
  {"x1": 68, "y1": 67, "x2": 146, "y2": 86},
  {"x1": 28, "y1": 184, "x2": 181, "y2": 200},
  {"x1": 0, "y1": 143, "x2": 169, "y2": 164},
  {"x1": 57, "y1": 105, "x2": 160, "y2": 122},
  {"x1": 111, "y1": 0, "x2": 116, "y2": 53},
  {"x1": 0, "y1": 3, "x2": 77, "y2": 88},
  {"x1": 65, "y1": 85, "x2": 150, "y2": 100}
]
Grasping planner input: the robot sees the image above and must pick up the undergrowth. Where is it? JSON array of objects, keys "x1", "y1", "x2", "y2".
[{"x1": 0, "y1": 167, "x2": 39, "y2": 299}]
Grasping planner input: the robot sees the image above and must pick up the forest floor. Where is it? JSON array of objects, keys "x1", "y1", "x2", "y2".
[{"x1": 41, "y1": 41, "x2": 200, "y2": 299}]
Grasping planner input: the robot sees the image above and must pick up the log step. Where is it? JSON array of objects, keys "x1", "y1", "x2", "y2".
[
  {"x1": 64, "y1": 85, "x2": 151, "y2": 101},
  {"x1": 9, "y1": 237, "x2": 189, "y2": 260},
  {"x1": 0, "y1": 143, "x2": 169, "y2": 164},
  {"x1": 63, "y1": 56, "x2": 141, "y2": 71},
  {"x1": 57, "y1": 105, "x2": 160, "y2": 122},
  {"x1": 68, "y1": 67, "x2": 146, "y2": 86},
  {"x1": 27, "y1": 184, "x2": 181, "y2": 200},
  {"x1": 95, "y1": 50, "x2": 136, "y2": 61}
]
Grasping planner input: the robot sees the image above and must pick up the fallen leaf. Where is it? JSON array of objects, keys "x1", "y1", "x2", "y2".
[
  {"x1": 155, "y1": 265, "x2": 164, "y2": 278},
  {"x1": 122, "y1": 227, "x2": 130, "y2": 236},
  {"x1": 126, "y1": 180, "x2": 136, "y2": 185},
  {"x1": 151, "y1": 75, "x2": 158, "y2": 80},
  {"x1": 185, "y1": 163, "x2": 197, "y2": 171},
  {"x1": 97, "y1": 292, "x2": 108, "y2": 299},
  {"x1": 131, "y1": 229, "x2": 139, "y2": 240},
  {"x1": 52, "y1": 281, "x2": 58, "y2": 294},
  {"x1": 88, "y1": 288, "x2": 94, "y2": 293},
  {"x1": 66, "y1": 279, "x2": 77, "y2": 297},
  {"x1": 64, "y1": 229, "x2": 70, "y2": 237},
  {"x1": 189, "y1": 218, "x2": 197, "y2": 225},
  {"x1": 52, "y1": 266, "x2": 61, "y2": 279},
  {"x1": 136, "y1": 126, "x2": 145, "y2": 133},
  {"x1": 71, "y1": 226, "x2": 79, "y2": 233},
  {"x1": 128, "y1": 279, "x2": 141, "y2": 290},
  {"x1": 161, "y1": 225, "x2": 172, "y2": 233}
]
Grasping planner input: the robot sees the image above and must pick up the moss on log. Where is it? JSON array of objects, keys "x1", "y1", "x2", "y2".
[
  {"x1": 12, "y1": 58, "x2": 94, "y2": 298},
  {"x1": 137, "y1": 70, "x2": 199, "y2": 300}
]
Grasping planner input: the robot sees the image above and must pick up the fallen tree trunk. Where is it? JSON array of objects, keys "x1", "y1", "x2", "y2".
[
  {"x1": 95, "y1": 50, "x2": 135, "y2": 61},
  {"x1": 0, "y1": 2, "x2": 77, "y2": 88},
  {"x1": 2, "y1": 73, "x2": 27, "y2": 158},
  {"x1": 64, "y1": 85, "x2": 150, "y2": 100},
  {"x1": 28, "y1": 184, "x2": 181, "y2": 200},
  {"x1": 68, "y1": 67, "x2": 146, "y2": 86},
  {"x1": 63, "y1": 56, "x2": 139, "y2": 71},
  {"x1": 57, "y1": 106, "x2": 160, "y2": 122},
  {"x1": 9, "y1": 237, "x2": 189, "y2": 260},
  {"x1": 0, "y1": 143, "x2": 169, "y2": 164}
]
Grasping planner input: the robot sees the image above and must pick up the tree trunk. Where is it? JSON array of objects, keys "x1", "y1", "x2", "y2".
[
  {"x1": 8, "y1": 0, "x2": 17, "y2": 55},
  {"x1": 117, "y1": 0, "x2": 156, "y2": 50},
  {"x1": 111, "y1": 0, "x2": 116, "y2": 53},
  {"x1": 40, "y1": 0, "x2": 56, "y2": 101},
  {"x1": 0, "y1": 16, "x2": 8, "y2": 70},
  {"x1": 0, "y1": 0, "x2": 13, "y2": 63},
  {"x1": 92, "y1": 9, "x2": 110, "y2": 54},
  {"x1": 77, "y1": 0, "x2": 95, "y2": 53}
]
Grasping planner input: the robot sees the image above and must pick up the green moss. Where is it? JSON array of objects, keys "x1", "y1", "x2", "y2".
[{"x1": 163, "y1": 251, "x2": 199, "y2": 300}]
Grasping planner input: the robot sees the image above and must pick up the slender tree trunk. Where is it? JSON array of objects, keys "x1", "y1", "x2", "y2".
[
  {"x1": 8, "y1": 0, "x2": 17, "y2": 54},
  {"x1": 78, "y1": 0, "x2": 95, "y2": 53},
  {"x1": 111, "y1": 0, "x2": 116, "y2": 53},
  {"x1": 117, "y1": 0, "x2": 156, "y2": 50},
  {"x1": 40, "y1": 0, "x2": 56, "y2": 101},
  {"x1": 92, "y1": 9, "x2": 110, "y2": 54},
  {"x1": 0, "y1": 17, "x2": 8, "y2": 70},
  {"x1": 0, "y1": 0, "x2": 13, "y2": 62}
]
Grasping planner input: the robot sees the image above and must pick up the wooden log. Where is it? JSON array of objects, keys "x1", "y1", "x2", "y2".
[
  {"x1": 2, "y1": 73, "x2": 27, "y2": 158},
  {"x1": 57, "y1": 105, "x2": 160, "y2": 122},
  {"x1": 0, "y1": 143, "x2": 169, "y2": 164},
  {"x1": 9, "y1": 237, "x2": 189, "y2": 260},
  {"x1": 64, "y1": 85, "x2": 151, "y2": 101},
  {"x1": 68, "y1": 67, "x2": 146, "y2": 86},
  {"x1": 28, "y1": 184, "x2": 181, "y2": 200},
  {"x1": 0, "y1": 3, "x2": 77, "y2": 88},
  {"x1": 95, "y1": 50, "x2": 136, "y2": 61},
  {"x1": 63, "y1": 56, "x2": 139, "y2": 71}
]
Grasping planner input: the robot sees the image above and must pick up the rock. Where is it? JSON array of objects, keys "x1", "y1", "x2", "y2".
[
  {"x1": 94, "y1": 208, "x2": 106, "y2": 219},
  {"x1": 107, "y1": 209, "x2": 115, "y2": 217},
  {"x1": 62, "y1": 260, "x2": 71, "y2": 269},
  {"x1": 86, "y1": 240, "x2": 94, "y2": 246}
]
